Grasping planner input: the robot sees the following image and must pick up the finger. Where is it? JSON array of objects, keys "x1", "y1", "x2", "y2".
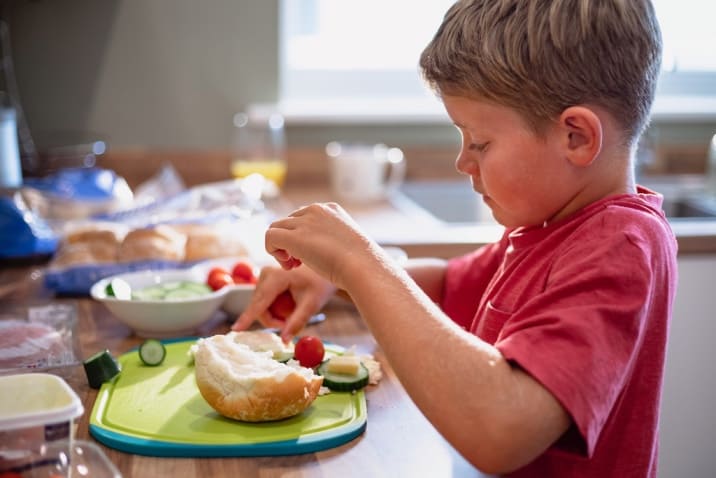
[
  {"x1": 231, "y1": 311, "x2": 255, "y2": 331},
  {"x1": 266, "y1": 247, "x2": 302, "y2": 270},
  {"x1": 232, "y1": 274, "x2": 284, "y2": 330}
]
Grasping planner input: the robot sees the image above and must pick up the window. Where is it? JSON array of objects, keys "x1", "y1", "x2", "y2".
[{"x1": 277, "y1": 0, "x2": 716, "y2": 123}]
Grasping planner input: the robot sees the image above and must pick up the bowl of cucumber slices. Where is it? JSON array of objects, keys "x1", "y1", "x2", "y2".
[{"x1": 90, "y1": 268, "x2": 229, "y2": 338}]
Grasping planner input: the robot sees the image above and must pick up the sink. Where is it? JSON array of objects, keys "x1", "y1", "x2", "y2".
[
  {"x1": 662, "y1": 195, "x2": 716, "y2": 219},
  {"x1": 399, "y1": 176, "x2": 716, "y2": 224},
  {"x1": 399, "y1": 179, "x2": 492, "y2": 224}
]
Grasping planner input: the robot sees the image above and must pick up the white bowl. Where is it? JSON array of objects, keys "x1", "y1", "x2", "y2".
[
  {"x1": 90, "y1": 268, "x2": 227, "y2": 338},
  {"x1": 221, "y1": 283, "x2": 255, "y2": 317},
  {"x1": 189, "y1": 257, "x2": 258, "y2": 317}
]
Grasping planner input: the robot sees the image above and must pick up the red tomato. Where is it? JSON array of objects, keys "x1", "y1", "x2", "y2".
[
  {"x1": 207, "y1": 267, "x2": 234, "y2": 291},
  {"x1": 231, "y1": 260, "x2": 257, "y2": 284},
  {"x1": 294, "y1": 336, "x2": 325, "y2": 368},
  {"x1": 268, "y1": 290, "x2": 296, "y2": 320}
]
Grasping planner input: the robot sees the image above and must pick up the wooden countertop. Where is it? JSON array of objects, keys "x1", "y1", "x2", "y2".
[{"x1": 0, "y1": 267, "x2": 489, "y2": 478}]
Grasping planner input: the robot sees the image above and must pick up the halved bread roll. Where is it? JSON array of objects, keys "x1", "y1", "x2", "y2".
[
  {"x1": 193, "y1": 333, "x2": 322, "y2": 422},
  {"x1": 228, "y1": 330, "x2": 294, "y2": 359}
]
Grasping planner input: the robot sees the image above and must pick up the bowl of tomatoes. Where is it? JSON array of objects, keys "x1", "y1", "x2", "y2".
[{"x1": 192, "y1": 257, "x2": 260, "y2": 317}]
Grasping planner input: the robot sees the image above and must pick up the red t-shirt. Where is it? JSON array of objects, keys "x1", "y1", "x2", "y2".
[{"x1": 441, "y1": 189, "x2": 677, "y2": 477}]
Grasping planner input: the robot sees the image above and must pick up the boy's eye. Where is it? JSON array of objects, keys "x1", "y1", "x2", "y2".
[{"x1": 469, "y1": 142, "x2": 489, "y2": 152}]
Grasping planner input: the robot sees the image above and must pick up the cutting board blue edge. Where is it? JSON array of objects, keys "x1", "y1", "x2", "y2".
[
  {"x1": 89, "y1": 419, "x2": 367, "y2": 458},
  {"x1": 88, "y1": 337, "x2": 368, "y2": 457}
]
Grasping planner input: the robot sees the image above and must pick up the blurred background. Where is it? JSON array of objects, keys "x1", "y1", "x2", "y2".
[{"x1": 3, "y1": 0, "x2": 715, "y2": 176}]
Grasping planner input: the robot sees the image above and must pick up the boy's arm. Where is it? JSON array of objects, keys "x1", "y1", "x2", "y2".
[
  {"x1": 346, "y1": 253, "x2": 570, "y2": 475},
  {"x1": 403, "y1": 257, "x2": 448, "y2": 303}
]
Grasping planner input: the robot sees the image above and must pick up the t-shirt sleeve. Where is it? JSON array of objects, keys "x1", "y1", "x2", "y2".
[
  {"x1": 494, "y1": 229, "x2": 657, "y2": 456},
  {"x1": 441, "y1": 234, "x2": 509, "y2": 329}
]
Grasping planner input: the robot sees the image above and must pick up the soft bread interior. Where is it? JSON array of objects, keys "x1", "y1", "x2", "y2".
[{"x1": 228, "y1": 330, "x2": 294, "y2": 356}]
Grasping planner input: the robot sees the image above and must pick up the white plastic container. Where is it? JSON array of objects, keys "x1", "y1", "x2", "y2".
[{"x1": 0, "y1": 373, "x2": 84, "y2": 472}]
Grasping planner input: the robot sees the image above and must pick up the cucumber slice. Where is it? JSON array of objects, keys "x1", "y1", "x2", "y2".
[
  {"x1": 130, "y1": 281, "x2": 212, "y2": 301},
  {"x1": 164, "y1": 288, "x2": 205, "y2": 300},
  {"x1": 180, "y1": 281, "x2": 212, "y2": 294},
  {"x1": 106, "y1": 278, "x2": 131, "y2": 300},
  {"x1": 131, "y1": 285, "x2": 166, "y2": 301},
  {"x1": 273, "y1": 350, "x2": 294, "y2": 363},
  {"x1": 139, "y1": 339, "x2": 166, "y2": 366},
  {"x1": 317, "y1": 361, "x2": 370, "y2": 392},
  {"x1": 83, "y1": 349, "x2": 121, "y2": 389}
]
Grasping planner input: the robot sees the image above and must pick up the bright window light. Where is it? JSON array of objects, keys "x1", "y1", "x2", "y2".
[{"x1": 278, "y1": 0, "x2": 716, "y2": 122}]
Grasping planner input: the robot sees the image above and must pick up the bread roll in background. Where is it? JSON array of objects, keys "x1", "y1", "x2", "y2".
[
  {"x1": 50, "y1": 221, "x2": 249, "y2": 268},
  {"x1": 193, "y1": 333, "x2": 323, "y2": 422},
  {"x1": 177, "y1": 224, "x2": 249, "y2": 262},
  {"x1": 117, "y1": 224, "x2": 186, "y2": 262},
  {"x1": 51, "y1": 223, "x2": 126, "y2": 267}
]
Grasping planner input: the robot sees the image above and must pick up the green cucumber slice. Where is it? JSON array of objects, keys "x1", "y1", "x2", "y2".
[
  {"x1": 180, "y1": 281, "x2": 212, "y2": 294},
  {"x1": 106, "y1": 278, "x2": 131, "y2": 300},
  {"x1": 164, "y1": 288, "x2": 205, "y2": 300},
  {"x1": 83, "y1": 349, "x2": 121, "y2": 389},
  {"x1": 130, "y1": 281, "x2": 213, "y2": 301},
  {"x1": 139, "y1": 339, "x2": 166, "y2": 366},
  {"x1": 317, "y1": 361, "x2": 370, "y2": 392},
  {"x1": 273, "y1": 350, "x2": 294, "y2": 363},
  {"x1": 131, "y1": 285, "x2": 166, "y2": 301}
]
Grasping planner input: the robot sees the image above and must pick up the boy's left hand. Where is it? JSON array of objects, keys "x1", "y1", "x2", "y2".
[{"x1": 265, "y1": 202, "x2": 376, "y2": 291}]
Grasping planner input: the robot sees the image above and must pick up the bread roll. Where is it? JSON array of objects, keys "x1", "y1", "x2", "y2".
[
  {"x1": 64, "y1": 226, "x2": 124, "y2": 248},
  {"x1": 181, "y1": 225, "x2": 248, "y2": 262},
  {"x1": 117, "y1": 225, "x2": 186, "y2": 262},
  {"x1": 52, "y1": 242, "x2": 117, "y2": 267},
  {"x1": 193, "y1": 333, "x2": 322, "y2": 422},
  {"x1": 51, "y1": 223, "x2": 125, "y2": 267}
]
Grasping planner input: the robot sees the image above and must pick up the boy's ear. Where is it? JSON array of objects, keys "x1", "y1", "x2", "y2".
[{"x1": 559, "y1": 106, "x2": 602, "y2": 167}]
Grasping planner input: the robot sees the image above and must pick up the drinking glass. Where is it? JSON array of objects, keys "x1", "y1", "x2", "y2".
[{"x1": 230, "y1": 111, "x2": 287, "y2": 189}]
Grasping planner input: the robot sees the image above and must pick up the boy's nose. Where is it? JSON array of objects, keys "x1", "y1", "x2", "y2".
[{"x1": 455, "y1": 149, "x2": 477, "y2": 177}]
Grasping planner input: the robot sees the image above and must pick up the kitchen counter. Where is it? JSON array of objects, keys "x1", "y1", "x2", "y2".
[
  {"x1": 96, "y1": 149, "x2": 716, "y2": 256},
  {"x1": 0, "y1": 269, "x2": 488, "y2": 478}
]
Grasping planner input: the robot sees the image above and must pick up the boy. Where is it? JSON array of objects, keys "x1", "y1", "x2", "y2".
[{"x1": 233, "y1": 1, "x2": 676, "y2": 476}]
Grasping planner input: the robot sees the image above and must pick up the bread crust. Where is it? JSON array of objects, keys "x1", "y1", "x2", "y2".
[
  {"x1": 193, "y1": 334, "x2": 323, "y2": 422},
  {"x1": 183, "y1": 226, "x2": 248, "y2": 262},
  {"x1": 117, "y1": 225, "x2": 186, "y2": 262}
]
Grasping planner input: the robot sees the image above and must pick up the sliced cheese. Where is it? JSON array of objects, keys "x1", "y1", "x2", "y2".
[{"x1": 325, "y1": 355, "x2": 362, "y2": 375}]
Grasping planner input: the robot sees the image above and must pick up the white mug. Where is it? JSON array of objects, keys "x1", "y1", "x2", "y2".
[{"x1": 326, "y1": 142, "x2": 406, "y2": 204}]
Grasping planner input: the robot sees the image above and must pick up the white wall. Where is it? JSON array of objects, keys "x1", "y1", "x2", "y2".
[{"x1": 659, "y1": 254, "x2": 716, "y2": 477}]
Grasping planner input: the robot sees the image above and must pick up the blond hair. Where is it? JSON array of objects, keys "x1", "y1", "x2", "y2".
[{"x1": 419, "y1": 0, "x2": 662, "y2": 145}]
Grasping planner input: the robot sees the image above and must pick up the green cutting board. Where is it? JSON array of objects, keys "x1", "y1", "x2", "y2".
[{"x1": 89, "y1": 338, "x2": 367, "y2": 457}]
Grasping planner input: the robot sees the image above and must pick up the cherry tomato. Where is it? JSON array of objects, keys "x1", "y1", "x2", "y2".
[
  {"x1": 207, "y1": 267, "x2": 234, "y2": 291},
  {"x1": 294, "y1": 336, "x2": 325, "y2": 368},
  {"x1": 268, "y1": 290, "x2": 296, "y2": 320},
  {"x1": 231, "y1": 260, "x2": 257, "y2": 284}
]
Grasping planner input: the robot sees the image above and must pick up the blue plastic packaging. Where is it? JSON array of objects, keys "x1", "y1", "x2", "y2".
[
  {"x1": 22, "y1": 167, "x2": 125, "y2": 200},
  {"x1": 0, "y1": 196, "x2": 58, "y2": 258}
]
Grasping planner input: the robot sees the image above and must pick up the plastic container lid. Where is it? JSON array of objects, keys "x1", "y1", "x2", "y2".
[{"x1": 0, "y1": 373, "x2": 83, "y2": 431}]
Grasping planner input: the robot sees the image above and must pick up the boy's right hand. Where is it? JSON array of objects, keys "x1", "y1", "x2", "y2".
[{"x1": 231, "y1": 264, "x2": 336, "y2": 342}]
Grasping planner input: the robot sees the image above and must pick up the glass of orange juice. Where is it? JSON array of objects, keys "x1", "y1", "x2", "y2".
[{"x1": 230, "y1": 111, "x2": 287, "y2": 188}]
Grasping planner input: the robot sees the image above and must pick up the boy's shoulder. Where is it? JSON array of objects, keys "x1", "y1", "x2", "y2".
[{"x1": 561, "y1": 191, "x2": 676, "y2": 255}]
